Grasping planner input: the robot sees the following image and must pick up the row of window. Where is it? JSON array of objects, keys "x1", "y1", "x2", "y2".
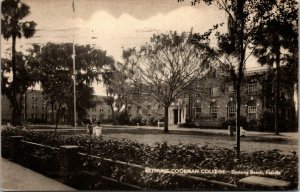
[
  {"x1": 195, "y1": 83, "x2": 259, "y2": 97},
  {"x1": 30, "y1": 103, "x2": 49, "y2": 110},
  {"x1": 90, "y1": 114, "x2": 111, "y2": 120},
  {"x1": 91, "y1": 108, "x2": 110, "y2": 112},
  {"x1": 128, "y1": 105, "x2": 163, "y2": 111},
  {"x1": 194, "y1": 105, "x2": 257, "y2": 119},
  {"x1": 29, "y1": 104, "x2": 109, "y2": 112},
  {"x1": 23, "y1": 94, "x2": 45, "y2": 101},
  {"x1": 28, "y1": 114, "x2": 48, "y2": 119}
]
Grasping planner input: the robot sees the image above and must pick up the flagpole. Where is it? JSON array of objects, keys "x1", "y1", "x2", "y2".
[{"x1": 72, "y1": 0, "x2": 77, "y2": 132}]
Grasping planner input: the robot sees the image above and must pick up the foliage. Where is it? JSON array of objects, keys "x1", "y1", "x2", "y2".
[
  {"x1": 252, "y1": 0, "x2": 298, "y2": 134},
  {"x1": 182, "y1": 0, "x2": 295, "y2": 156},
  {"x1": 123, "y1": 31, "x2": 213, "y2": 132},
  {"x1": 147, "y1": 115, "x2": 164, "y2": 126},
  {"x1": 129, "y1": 115, "x2": 147, "y2": 126},
  {"x1": 1, "y1": 0, "x2": 37, "y2": 125},
  {"x1": 32, "y1": 43, "x2": 114, "y2": 124},
  {"x1": 112, "y1": 111, "x2": 130, "y2": 125},
  {"x1": 2, "y1": 128, "x2": 298, "y2": 190},
  {"x1": 102, "y1": 62, "x2": 129, "y2": 115},
  {"x1": 1, "y1": 51, "x2": 38, "y2": 125},
  {"x1": 259, "y1": 108, "x2": 275, "y2": 132},
  {"x1": 221, "y1": 116, "x2": 247, "y2": 129}
]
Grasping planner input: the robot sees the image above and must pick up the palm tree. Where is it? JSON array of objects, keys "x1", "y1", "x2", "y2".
[
  {"x1": 253, "y1": 0, "x2": 298, "y2": 135},
  {"x1": 1, "y1": 0, "x2": 37, "y2": 125}
]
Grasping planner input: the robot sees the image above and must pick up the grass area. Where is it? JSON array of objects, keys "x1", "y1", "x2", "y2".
[{"x1": 47, "y1": 127, "x2": 294, "y2": 144}]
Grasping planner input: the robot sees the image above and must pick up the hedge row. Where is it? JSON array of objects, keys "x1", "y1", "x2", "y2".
[{"x1": 1, "y1": 128, "x2": 298, "y2": 189}]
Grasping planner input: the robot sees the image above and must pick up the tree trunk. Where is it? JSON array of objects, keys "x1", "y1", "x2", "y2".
[
  {"x1": 11, "y1": 35, "x2": 21, "y2": 126},
  {"x1": 235, "y1": 82, "x2": 241, "y2": 158},
  {"x1": 51, "y1": 102, "x2": 54, "y2": 124},
  {"x1": 234, "y1": 0, "x2": 247, "y2": 159},
  {"x1": 55, "y1": 104, "x2": 61, "y2": 136},
  {"x1": 163, "y1": 106, "x2": 169, "y2": 133},
  {"x1": 24, "y1": 92, "x2": 27, "y2": 122},
  {"x1": 274, "y1": 50, "x2": 280, "y2": 135}
]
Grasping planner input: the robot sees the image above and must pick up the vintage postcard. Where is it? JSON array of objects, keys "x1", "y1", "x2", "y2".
[{"x1": 1, "y1": 0, "x2": 298, "y2": 191}]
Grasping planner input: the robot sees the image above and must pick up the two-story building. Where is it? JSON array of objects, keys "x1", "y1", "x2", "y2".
[
  {"x1": 127, "y1": 68, "x2": 270, "y2": 128},
  {"x1": 87, "y1": 95, "x2": 112, "y2": 122},
  {"x1": 1, "y1": 89, "x2": 112, "y2": 124}
]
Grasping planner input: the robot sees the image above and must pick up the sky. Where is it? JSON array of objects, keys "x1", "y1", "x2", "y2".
[{"x1": 2, "y1": 0, "x2": 263, "y2": 95}]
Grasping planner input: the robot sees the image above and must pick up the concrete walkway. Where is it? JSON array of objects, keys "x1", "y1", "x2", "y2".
[
  {"x1": 6, "y1": 123, "x2": 297, "y2": 140},
  {"x1": 1, "y1": 158, "x2": 75, "y2": 191},
  {"x1": 101, "y1": 124, "x2": 298, "y2": 140}
]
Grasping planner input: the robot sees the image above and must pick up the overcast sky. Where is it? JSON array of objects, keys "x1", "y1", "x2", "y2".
[{"x1": 2, "y1": 0, "x2": 263, "y2": 95}]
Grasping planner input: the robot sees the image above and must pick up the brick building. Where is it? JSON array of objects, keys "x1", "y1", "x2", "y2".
[
  {"x1": 87, "y1": 96, "x2": 112, "y2": 122},
  {"x1": 1, "y1": 90, "x2": 112, "y2": 124},
  {"x1": 126, "y1": 69, "x2": 265, "y2": 126},
  {"x1": 181, "y1": 69, "x2": 265, "y2": 127},
  {"x1": 127, "y1": 68, "x2": 294, "y2": 129}
]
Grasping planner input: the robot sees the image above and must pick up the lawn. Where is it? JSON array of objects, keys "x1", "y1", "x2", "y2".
[{"x1": 42, "y1": 127, "x2": 298, "y2": 154}]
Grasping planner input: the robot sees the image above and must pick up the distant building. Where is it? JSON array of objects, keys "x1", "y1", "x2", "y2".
[
  {"x1": 1, "y1": 89, "x2": 112, "y2": 124},
  {"x1": 87, "y1": 96, "x2": 112, "y2": 122}
]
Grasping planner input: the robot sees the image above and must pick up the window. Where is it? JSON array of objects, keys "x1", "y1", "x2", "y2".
[
  {"x1": 248, "y1": 106, "x2": 256, "y2": 118},
  {"x1": 248, "y1": 83, "x2": 258, "y2": 94},
  {"x1": 92, "y1": 107, "x2": 97, "y2": 111},
  {"x1": 147, "y1": 105, "x2": 152, "y2": 110},
  {"x1": 209, "y1": 87, "x2": 219, "y2": 96},
  {"x1": 31, "y1": 114, "x2": 37, "y2": 119},
  {"x1": 92, "y1": 115, "x2": 97, "y2": 121},
  {"x1": 195, "y1": 107, "x2": 201, "y2": 118},
  {"x1": 229, "y1": 85, "x2": 235, "y2": 94},
  {"x1": 210, "y1": 103, "x2": 218, "y2": 118},
  {"x1": 42, "y1": 103, "x2": 47, "y2": 110},
  {"x1": 32, "y1": 94, "x2": 37, "y2": 101},
  {"x1": 195, "y1": 93, "x2": 201, "y2": 98},
  {"x1": 137, "y1": 106, "x2": 142, "y2": 115},
  {"x1": 41, "y1": 114, "x2": 47, "y2": 120},
  {"x1": 228, "y1": 105, "x2": 236, "y2": 117},
  {"x1": 32, "y1": 103, "x2": 38, "y2": 110}
]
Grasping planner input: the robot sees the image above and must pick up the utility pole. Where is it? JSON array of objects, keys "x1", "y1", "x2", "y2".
[{"x1": 72, "y1": 0, "x2": 77, "y2": 132}]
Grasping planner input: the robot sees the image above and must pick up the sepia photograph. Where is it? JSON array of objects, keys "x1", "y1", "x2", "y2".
[{"x1": 1, "y1": 0, "x2": 298, "y2": 191}]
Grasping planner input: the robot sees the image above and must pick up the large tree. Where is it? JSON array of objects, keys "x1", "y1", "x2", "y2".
[
  {"x1": 123, "y1": 31, "x2": 212, "y2": 132},
  {"x1": 1, "y1": 51, "x2": 37, "y2": 123},
  {"x1": 1, "y1": 0, "x2": 37, "y2": 125},
  {"x1": 34, "y1": 43, "x2": 114, "y2": 125},
  {"x1": 253, "y1": 0, "x2": 298, "y2": 135},
  {"x1": 183, "y1": 0, "x2": 281, "y2": 158},
  {"x1": 102, "y1": 62, "x2": 130, "y2": 116}
]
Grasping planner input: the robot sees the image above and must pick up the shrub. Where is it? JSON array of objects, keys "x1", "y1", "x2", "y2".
[
  {"x1": 259, "y1": 109, "x2": 275, "y2": 132},
  {"x1": 130, "y1": 115, "x2": 147, "y2": 126},
  {"x1": 147, "y1": 116, "x2": 164, "y2": 126},
  {"x1": 247, "y1": 118, "x2": 261, "y2": 131},
  {"x1": 113, "y1": 112, "x2": 130, "y2": 125},
  {"x1": 221, "y1": 116, "x2": 248, "y2": 129},
  {"x1": 2, "y1": 128, "x2": 298, "y2": 190}
]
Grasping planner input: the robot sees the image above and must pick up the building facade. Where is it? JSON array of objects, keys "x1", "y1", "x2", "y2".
[
  {"x1": 1, "y1": 90, "x2": 112, "y2": 124},
  {"x1": 182, "y1": 69, "x2": 265, "y2": 127},
  {"x1": 126, "y1": 68, "x2": 281, "y2": 128},
  {"x1": 87, "y1": 96, "x2": 112, "y2": 122}
]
